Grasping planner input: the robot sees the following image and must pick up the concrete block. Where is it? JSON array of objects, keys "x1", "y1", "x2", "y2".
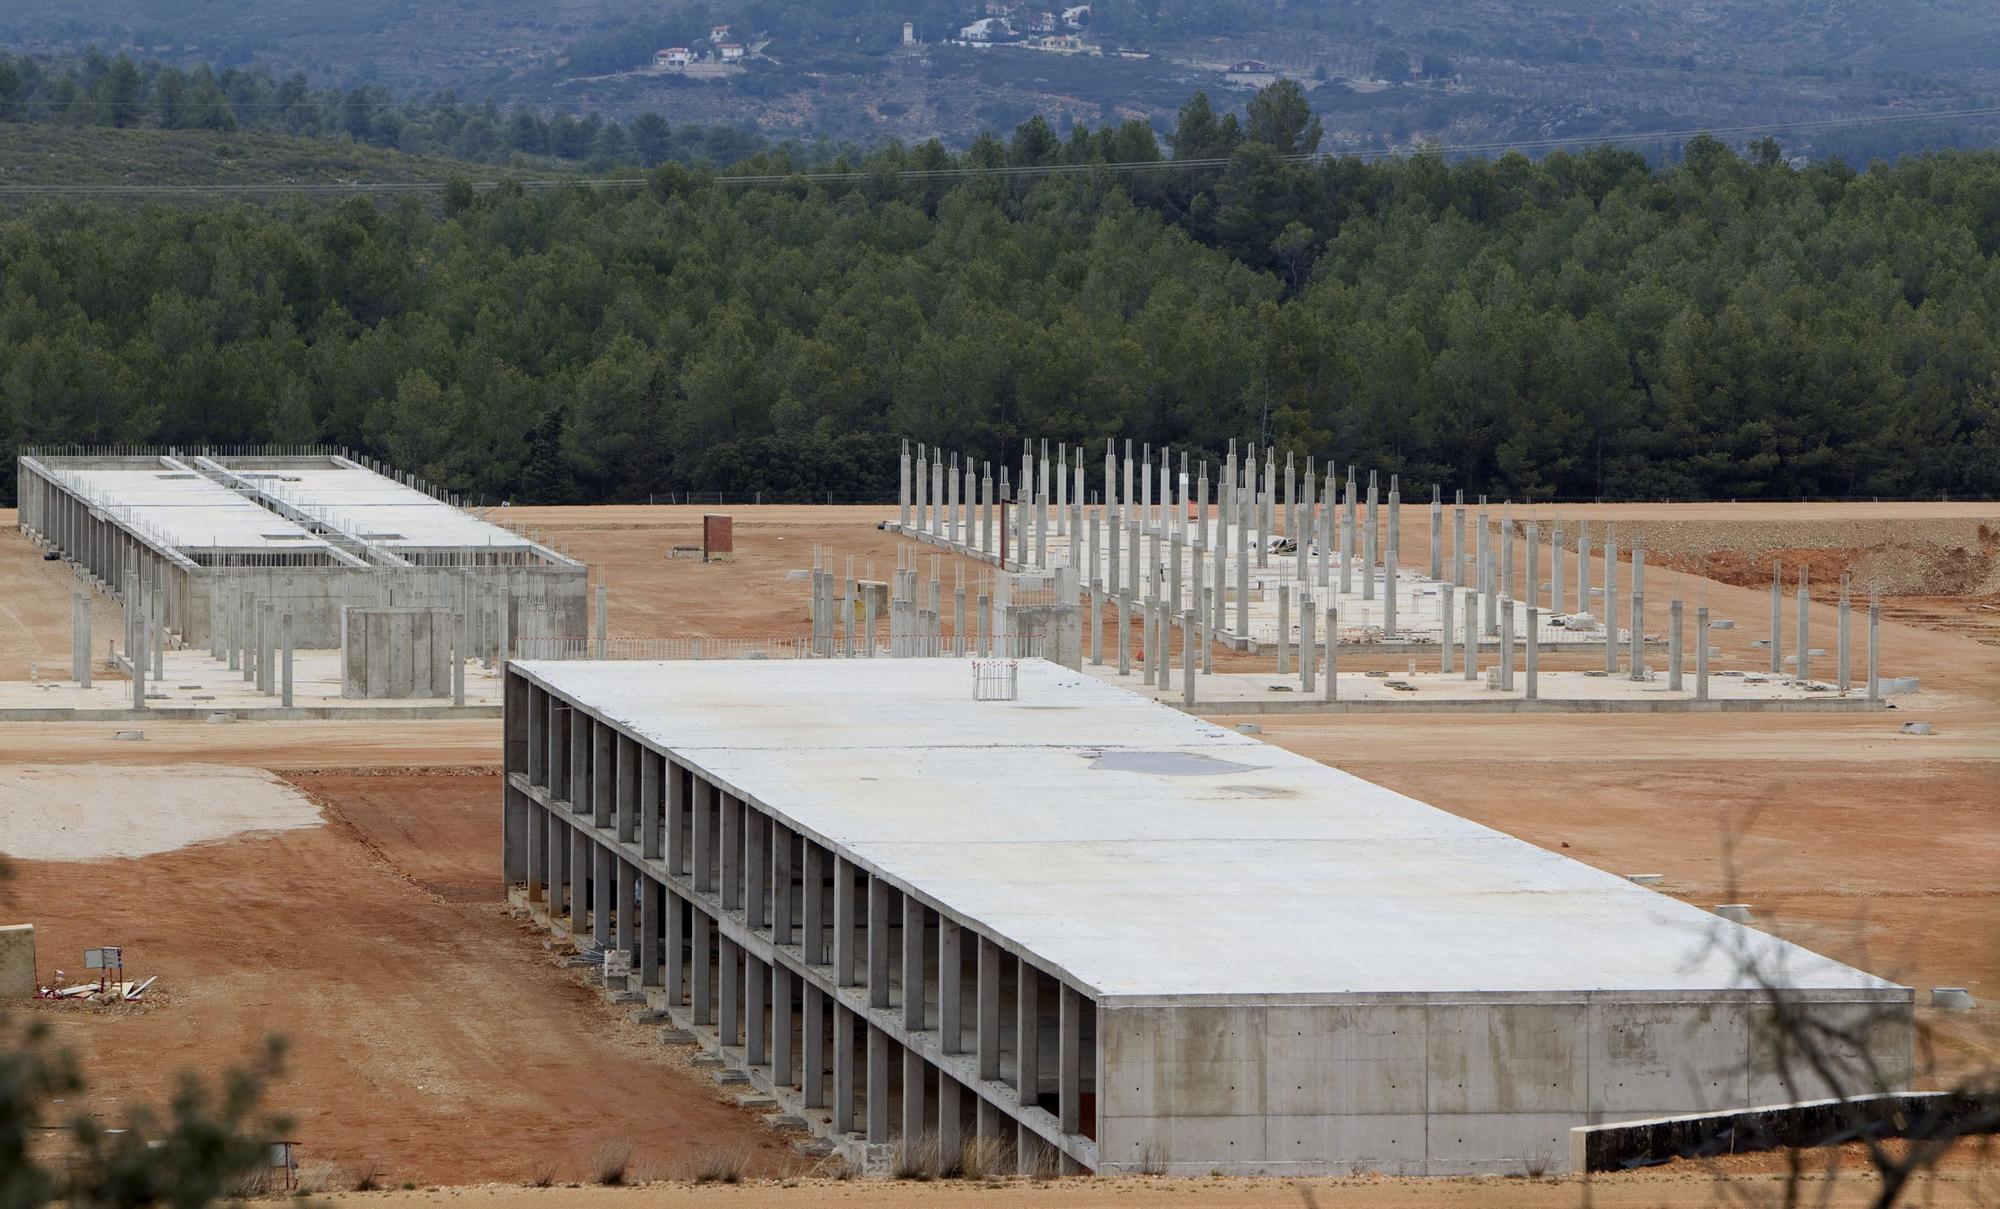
[{"x1": 0, "y1": 924, "x2": 34, "y2": 997}]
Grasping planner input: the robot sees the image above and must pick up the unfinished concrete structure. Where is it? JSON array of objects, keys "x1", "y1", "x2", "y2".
[
  {"x1": 502, "y1": 658, "x2": 1911, "y2": 1176},
  {"x1": 16, "y1": 448, "x2": 587, "y2": 656}
]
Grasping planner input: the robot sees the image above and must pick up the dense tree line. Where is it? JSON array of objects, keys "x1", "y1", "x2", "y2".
[
  {"x1": 3, "y1": 81, "x2": 1997, "y2": 505},
  {"x1": 0, "y1": 52, "x2": 773, "y2": 170}
]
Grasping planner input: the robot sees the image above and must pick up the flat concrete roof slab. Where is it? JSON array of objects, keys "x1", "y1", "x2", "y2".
[
  {"x1": 61, "y1": 468, "x2": 337, "y2": 552},
  {"x1": 244, "y1": 466, "x2": 532, "y2": 549},
  {"x1": 514, "y1": 657, "x2": 1902, "y2": 1003}
]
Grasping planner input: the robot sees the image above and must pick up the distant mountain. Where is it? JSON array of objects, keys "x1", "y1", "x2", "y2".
[{"x1": 5, "y1": 0, "x2": 1998, "y2": 156}]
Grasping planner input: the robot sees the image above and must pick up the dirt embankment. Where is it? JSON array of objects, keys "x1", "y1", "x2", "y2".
[{"x1": 1546, "y1": 518, "x2": 2000, "y2": 598}]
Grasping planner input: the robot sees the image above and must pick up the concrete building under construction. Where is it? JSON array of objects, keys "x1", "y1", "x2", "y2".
[
  {"x1": 16, "y1": 447, "x2": 588, "y2": 657},
  {"x1": 501, "y1": 657, "x2": 1912, "y2": 1176}
]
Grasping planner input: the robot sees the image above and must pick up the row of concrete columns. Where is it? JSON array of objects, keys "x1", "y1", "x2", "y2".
[{"x1": 508, "y1": 682, "x2": 1095, "y2": 1173}]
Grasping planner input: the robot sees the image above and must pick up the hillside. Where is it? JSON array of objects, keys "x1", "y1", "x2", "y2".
[
  {"x1": 5, "y1": 0, "x2": 2000, "y2": 155},
  {"x1": 0, "y1": 124, "x2": 542, "y2": 193}
]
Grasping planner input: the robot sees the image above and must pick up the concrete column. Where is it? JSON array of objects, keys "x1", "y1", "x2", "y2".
[
  {"x1": 72, "y1": 590, "x2": 91, "y2": 685},
  {"x1": 641, "y1": 878, "x2": 661, "y2": 987},
  {"x1": 833, "y1": 1004, "x2": 856, "y2": 1133},
  {"x1": 1016, "y1": 962, "x2": 1040, "y2": 1108},
  {"x1": 1668, "y1": 599, "x2": 1684, "y2": 692},
  {"x1": 1697, "y1": 607, "x2": 1711, "y2": 701},
  {"x1": 1323, "y1": 607, "x2": 1337, "y2": 701},
  {"x1": 1088, "y1": 583, "x2": 1102, "y2": 666},
  {"x1": 866, "y1": 1025, "x2": 891, "y2": 1144},
  {"x1": 1551, "y1": 528, "x2": 1565, "y2": 615},
  {"x1": 772, "y1": 963, "x2": 794, "y2": 1087},
  {"x1": 615, "y1": 856, "x2": 636, "y2": 963},
  {"x1": 281, "y1": 612, "x2": 294, "y2": 708},
  {"x1": 667, "y1": 891, "x2": 688, "y2": 1004},
  {"x1": 1629, "y1": 591, "x2": 1645, "y2": 681},
  {"x1": 1429, "y1": 486, "x2": 1442, "y2": 581},
  {"x1": 1234, "y1": 521, "x2": 1248, "y2": 639},
  {"x1": 262, "y1": 602, "x2": 277, "y2": 696},
  {"x1": 1526, "y1": 520, "x2": 1540, "y2": 611},
  {"x1": 937, "y1": 1073, "x2": 963, "y2": 1167},
  {"x1": 691, "y1": 911, "x2": 715, "y2": 1026},
  {"x1": 868, "y1": 876, "x2": 891, "y2": 1009},
  {"x1": 1769, "y1": 561, "x2": 1784, "y2": 675},
  {"x1": 901, "y1": 1048, "x2": 929, "y2": 1153},
  {"x1": 1276, "y1": 585, "x2": 1290, "y2": 676},
  {"x1": 1790, "y1": 568, "x2": 1810, "y2": 685},
  {"x1": 799, "y1": 842, "x2": 825, "y2": 964},
  {"x1": 1868, "y1": 598, "x2": 1881, "y2": 699},
  {"x1": 546, "y1": 814, "x2": 564, "y2": 917},
  {"x1": 1184, "y1": 609, "x2": 1198, "y2": 707},
  {"x1": 720, "y1": 794, "x2": 742, "y2": 910},
  {"x1": 1499, "y1": 598, "x2": 1514, "y2": 691},
  {"x1": 747, "y1": 810, "x2": 768, "y2": 929},
  {"x1": 1451, "y1": 499, "x2": 1465, "y2": 587},
  {"x1": 1837, "y1": 590, "x2": 1852, "y2": 692},
  {"x1": 452, "y1": 609, "x2": 466, "y2": 706},
  {"x1": 771, "y1": 824, "x2": 794, "y2": 947},
  {"x1": 1603, "y1": 535, "x2": 1620, "y2": 674},
  {"x1": 977, "y1": 936, "x2": 1001, "y2": 1080},
  {"x1": 1116, "y1": 587, "x2": 1132, "y2": 675},
  {"x1": 805, "y1": 984, "x2": 828, "y2": 1109},
  {"x1": 899, "y1": 440, "x2": 912, "y2": 530},
  {"x1": 593, "y1": 584, "x2": 608, "y2": 659},
  {"x1": 130, "y1": 582, "x2": 147, "y2": 710},
  {"x1": 568, "y1": 824, "x2": 588, "y2": 928},
  {"x1": 939, "y1": 918, "x2": 963, "y2": 1053},
  {"x1": 745, "y1": 953, "x2": 767, "y2": 1065},
  {"x1": 1361, "y1": 482, "x2": 1377, "y2": 601},
  {"x1": 1383, "y1": 544, "x2": 1397, "y2": 637},
  {"x1": 1576, "y1": 522, "x2": 1590, "y2": 622},
  {"x1": 902, "y1": 896, "x2": 926, "y2": 1030},
  {"x1": 1525, "y1": 606, "x2": 1539, "y2": 700},
  {"x1": 1058, "y1": 982, "x2": 1081, "y2": 1137},
  {"x1": 833, "y1": 855, "x2": 860, "y2": 986},
  {"x1": 718, "y1": 935, "x2": 741, "y2": 1046},
  {"x1": 1463, "y1": 588, "x2": 1479, "y2": 680},
  {"x1": 593, "y1": 844, "x2": 614, "y2": 948}
]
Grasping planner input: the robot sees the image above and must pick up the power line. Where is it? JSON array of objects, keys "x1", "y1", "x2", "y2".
[{"x1": 1, "y1": 104, "x2": 1997, "y2": 198}]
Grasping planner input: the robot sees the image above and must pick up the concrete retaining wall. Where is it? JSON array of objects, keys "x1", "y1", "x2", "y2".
[
  {"x1": 1568, "y1": 1091, "x2": 1984, "y2": 1172},
  {"x1": 1097, "y1": 994, "x2": 1913, "y2": 1176}
]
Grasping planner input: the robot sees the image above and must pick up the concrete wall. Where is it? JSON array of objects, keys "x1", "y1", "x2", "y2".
[
  {"x1": 343, "y1": 608, "x2": 454, "y2": 698},
  {"x1": 0, "y1": 925, "x2": 36, "y2": 998},
  {"x1": 1096, "y1": 993, "x2": 1914, "y2": 1176}
]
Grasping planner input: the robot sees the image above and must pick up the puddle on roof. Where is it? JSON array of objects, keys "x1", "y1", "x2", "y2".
[{"x1": 1089, "y1": 751, "x2": 1263, "y2": 776}]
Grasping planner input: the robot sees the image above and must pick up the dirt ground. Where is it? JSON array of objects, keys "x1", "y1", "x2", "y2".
[
  {"x1": 11, "y1": 771, "x2": 811, "y2": 1187},
  {"x1": 303, "y1": 1161, "x2": 2000, "y2": 1209},
  {"x1": 3, "y1": 500, "x2": 1996, "y2": 1198}
]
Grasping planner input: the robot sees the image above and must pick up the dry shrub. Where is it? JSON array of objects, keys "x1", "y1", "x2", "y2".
[
  {"x1": 689, "y1": 1147, "x2": 748, "y2": 1185},
  {"x1": 293, "y1": 1160, "x2": 341, "y2": 1194},
  {"x1": 955, "y1": 1135, "x2": 1011, "y2": 1180},
  {"x1": 891, "y1": 1133, "x2": 937, "y2": 1180},
  {"x1": 592, "y1": 1141, "x2": 634, "y2": 1186}
]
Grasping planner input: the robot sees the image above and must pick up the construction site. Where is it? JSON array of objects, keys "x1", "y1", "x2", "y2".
[{"x1": 1, "y1": 452, "x2": 1996, "y2": 1204}]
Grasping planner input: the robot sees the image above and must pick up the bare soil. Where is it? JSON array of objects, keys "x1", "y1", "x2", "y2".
[
  {"x1": 12, "y1": 772, "x2": 810, "y2": 1187},
  {"x1": 306, "y1": 1163, "x2": 1997, "y2": 1208}
]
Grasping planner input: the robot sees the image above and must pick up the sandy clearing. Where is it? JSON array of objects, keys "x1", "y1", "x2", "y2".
[{"x1": 0, "y1": 764, "x2": 322, "y2": 861}]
